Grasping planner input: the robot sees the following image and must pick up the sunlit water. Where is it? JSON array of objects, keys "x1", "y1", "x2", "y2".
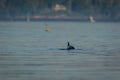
[{"x1": 0, "y1": 22, "x2": 120, "y2": 80}]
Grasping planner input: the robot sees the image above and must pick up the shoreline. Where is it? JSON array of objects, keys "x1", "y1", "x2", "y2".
[{"x1": 0, "y1": 17, "x2": 119, "y2": 22}]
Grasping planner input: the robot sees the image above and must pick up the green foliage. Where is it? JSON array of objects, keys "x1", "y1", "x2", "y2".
[
  {"x1": 0, "y1": 0, "x2": 6, "y2": 8},
  {"x1": 0, "y1": 0, "x2": 120, "y2": 17}
]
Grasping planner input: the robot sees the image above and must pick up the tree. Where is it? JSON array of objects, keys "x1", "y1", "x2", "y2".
[
  {"x1": 25, "y1": 0, "x2": 43, "y2": 11},
  {"x1": 0, "y1": 0, "x2": 6, "y2": 8}
]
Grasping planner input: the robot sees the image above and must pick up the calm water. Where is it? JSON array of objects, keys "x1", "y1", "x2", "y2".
[{"x1": 0, "y1": 22, "x2": 120, "y2": 80}]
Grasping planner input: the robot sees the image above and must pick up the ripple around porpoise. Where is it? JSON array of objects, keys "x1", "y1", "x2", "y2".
[{"x1": 50, "y1": 48, "x2": 82, "y2": 51}]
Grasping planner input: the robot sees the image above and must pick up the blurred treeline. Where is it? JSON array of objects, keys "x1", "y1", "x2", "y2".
[{"x1": 0, "y1": 0, "x2": 120, "y2": 18}]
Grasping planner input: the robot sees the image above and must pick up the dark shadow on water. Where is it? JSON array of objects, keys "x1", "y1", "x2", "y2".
[
  {"x1": 48, "y1": 48, "x2": 112, "y2": 56},
  {"x1": 48, "y1": 48, "x2": 83, "y2": 54},
  {"x1": 49, "y1": 48, "x2": 82, "y2": 51}
]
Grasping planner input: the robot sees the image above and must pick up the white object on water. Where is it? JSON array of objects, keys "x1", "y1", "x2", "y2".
[{"x1": 90, "y1": 16, "x2": 95, "y2": 23}]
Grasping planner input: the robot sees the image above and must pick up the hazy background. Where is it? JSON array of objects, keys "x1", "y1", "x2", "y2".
[{"x1": 0, "y1": 0, "x2": 120, "y2": 21}]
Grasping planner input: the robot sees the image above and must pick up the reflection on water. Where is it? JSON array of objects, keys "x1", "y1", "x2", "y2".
[{"x1": 0, "y1": 22, "x2": 120, "y2": 80}]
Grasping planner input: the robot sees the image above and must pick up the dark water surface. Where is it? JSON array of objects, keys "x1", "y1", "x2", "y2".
[{"x1": 0, "y1": 22, "x2": 120, "y2": 80}]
